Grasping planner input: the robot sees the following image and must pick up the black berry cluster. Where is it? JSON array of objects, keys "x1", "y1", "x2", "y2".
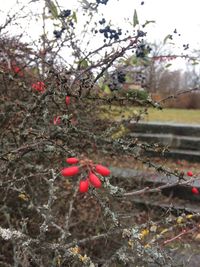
[
  {"x1": 109, "y1": 79, "x2": 118, "y2": 91},
  {"x1": 53, "y1": 26, "x2": 69, "y2": 39},
  {"x1": 108, "y1": 70, "x2": 126, "y2": 91},
  {"x1": 53, "y1": 9, "x2": 74, "y2": 39},
  {"x1": 136, "y1": 43, "x2": 151, "y2": 58},
  {"x1": 117, "y1": 71, "x2": 126, "y2": 83},
  {"x1": 96, "y1": 0, "x2": 109, "y2": 4},
  {"x1": 99, "y1": 18, "x2": 106, "y2": 25},
  {"x1": 60, "y1": 9, "x2": 71, "y2": 18},
  {"x1": 99, "y1": 25, "x2": 122, "y2": 40},
  {"x1": 53, "y1": 30, "x2": 62, "y2": 39}
]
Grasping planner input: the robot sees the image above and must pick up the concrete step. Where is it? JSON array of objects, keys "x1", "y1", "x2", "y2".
[
  {"x1": 110, "y1": 166, "x2": 200, "y2": 201},
  {"x1": 129, "y1": 133, "x2": 200, "y2": 151},
  {"x1": 145, "y1": 148, "x2": 200, "y2": 162},
  {"x1": 127, "y1": 121, "x2": 200, "y2": 137}
]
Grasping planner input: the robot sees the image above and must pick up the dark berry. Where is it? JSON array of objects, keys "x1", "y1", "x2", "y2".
[
  {"x1": 104, "y1": 25, "x2": 110, "y2": 32},
  {"x1": 118, "y1": 29, "x2": 122, "y2": 35},
  {"x1": 137, "y1": 30, "x2": 146, "y2": 37},
  {"x1": 96, "y1": 0, "x2": 109, "y2": 4},
  {"x1": 69, "y1": 21, "x2": 74, "y2": 27},
  {"x1": 99, "y1": 18, "x2": 106, "y2": 25},
  {"x1": 61, "y1": 27, "x2": 66, "y2": 32},
  {"x1": 113, "y1": 33, "x2": 119, "y2": 40},
  {"x1": 104, "y1": 32, "x2": 108, "y2": 38},
  {"x1": 61, "y1": 9, "x2": 71, "y2": 18},
  {"x1": 117, "y1": 71, "x2": 126, "y2": 83},
  {"x1": 53, "y1": 30, "x2": 62, "y2": 39}
]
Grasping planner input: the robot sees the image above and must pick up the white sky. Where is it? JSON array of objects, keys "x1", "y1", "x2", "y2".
[{"x1": 1, "y1": 0, "x2": 200, "y2": 69}]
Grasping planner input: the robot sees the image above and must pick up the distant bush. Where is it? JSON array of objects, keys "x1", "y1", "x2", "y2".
[{"x1": 152, "y1": 92, "x2": 200, "y2": 109}]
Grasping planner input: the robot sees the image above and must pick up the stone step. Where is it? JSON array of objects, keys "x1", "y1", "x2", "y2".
[
  {"x1": 127, "y1": 121, "x2": 200, "y2": 137},
  {"x1": 129, "y1": 133, "x2": 200, "y2": 151}
]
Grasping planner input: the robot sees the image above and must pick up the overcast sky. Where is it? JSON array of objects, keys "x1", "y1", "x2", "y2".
[{"x1": 1, "y1": 0, "x2": 200, "y2": 69}]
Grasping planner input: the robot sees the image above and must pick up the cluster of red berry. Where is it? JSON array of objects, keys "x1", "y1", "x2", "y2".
[
  {"x1": 61, "y1": 157, "x2": 110, "y2": 193},
  {"x1": 31, "y1": 81, "x2": 45, "y2": 93}
]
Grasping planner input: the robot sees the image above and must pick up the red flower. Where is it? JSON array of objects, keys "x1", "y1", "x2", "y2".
[
  {"x1": 95, "y1": 164, "x2": 110, "y2": 176},
  {"x1": 66, "y1": 157, "x2": 79, "y2": 164},
  {"x1": 32, "y1": 81, "x2": 45, "y2": 93},
  {"x1": 61, "y1": 166, "x2": 79, "y2": 177},
  {"x1": 187, "y1": 171, "x2": 193, "y2": 177},
  {"x1": 53, "y1": 116, "x2": 61, "y2": 125},
  {"x1": 191, "y1": 187, "x2": 199, "y2": 195},
  {"x1": 79, "y1": 179, "x2": 89, "y2": 193},
  {"x1": 65, "y1": 96, "x2": 70, "y2": 105},
  {"x1": 89, "y1": 172, "x2": 102, "y2": 188}
]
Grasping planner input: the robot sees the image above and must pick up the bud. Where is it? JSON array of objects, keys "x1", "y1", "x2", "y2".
[
  {"x1": 95, "y1": 164, "x2": 110, "y2": 176},
  {"x1": 66, "y1": 96, "x2": 70, "y2": 105},
  {"x1": 89, "y1": 172, "x2": 102, "y2": 188},
  {"x1": 191, "y1": 187, "x2": 199, "y2": 195},
  {"x1": 187, "y1": 171, "x2": 193, "y2": 177},
  {"x1": 66, "y1": 157, "x2": 79, "y2": 164},
  {"x1": 61, "y1": 166, "x2": 79, "y2": 177},
  {"x1": 79, "y1": 179, "x2": 89, "y2": 193}
]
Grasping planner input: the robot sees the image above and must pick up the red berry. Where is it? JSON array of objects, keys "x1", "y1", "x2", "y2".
[
  {"x1": 187, "y1": 171, "x2": 193, "y2": 177},
  {"x1": 13, "y1": 66, "x2": 21, "y2": 73},
  {"x1": 13, "y1": 66, "x2": 23, "y2": 76},
  {"x1": 89, "y1": 172, "x2": 102, "y2": 188},
  {"x1": 66, "y1": 157, "x2": 79, "y2": 164},
  {"x1": 66, "y1": 96, "x2": 70, "y2": 105},
  {"x1": 53, "y1": 116, "x2": 61, "y2": 125},
  {"x1": 95, "y1": 164, "x2": 110, "y2": 176},
  {"x1": 61, "y1": 166, "x2": 79, "y2": 177},
  {"x1": 79, "y1": 179, "x2": 89, "y2": 193},
  {"x1": 191, "y1": 187, "x2": 199, "y2": 195}
]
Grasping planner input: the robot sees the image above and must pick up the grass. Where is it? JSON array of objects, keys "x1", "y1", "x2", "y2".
[
  {"x1": 100, "y1": 106, "x2": 200, "y2": 124},
  {"x1": 144, "y1": 108, "x2": 200, "y2": 124}
]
